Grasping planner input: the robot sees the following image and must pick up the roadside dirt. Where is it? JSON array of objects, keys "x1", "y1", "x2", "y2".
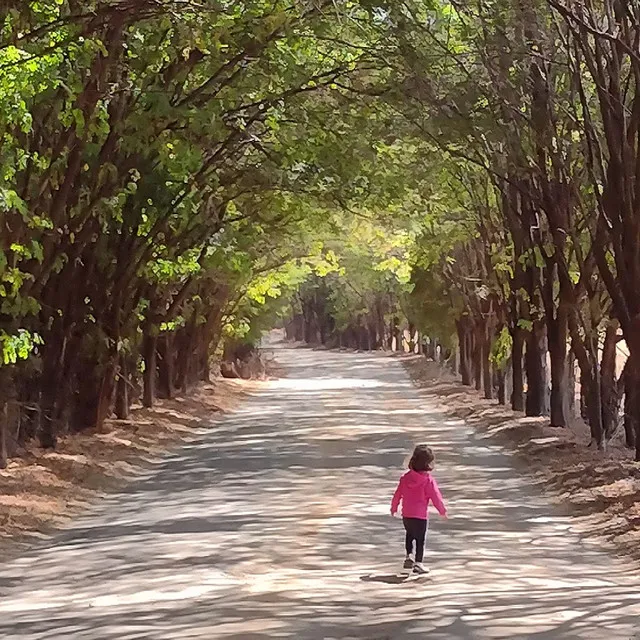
[
  {"x1": 403, "y1": 356, "x2": 640, "y2": 563},
  {"x1": 0, "y1": 378, "x2": 256, "y2": 555}
]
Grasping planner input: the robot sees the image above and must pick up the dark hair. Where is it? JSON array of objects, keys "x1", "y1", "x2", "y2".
[{"x1": 409, "y1": 444, "x2": 434, "y2": 472}]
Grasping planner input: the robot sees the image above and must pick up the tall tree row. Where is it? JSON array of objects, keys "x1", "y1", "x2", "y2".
[
  {"x1": 0, "y1": 0, "x2": 384, "y2": 466},
  {"x1": 377, "y1": 0, "x2": 640, "y2": 456},
  {"x1": 289, "y1": 1, "x2": 640, "y2": 459},
  {"x1": 5, "y1": 1, "x2": 640, "y2": 466}
]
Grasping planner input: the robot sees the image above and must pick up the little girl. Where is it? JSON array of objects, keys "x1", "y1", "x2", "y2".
[{"x1": 390, "y1": 444, "x2": 447, "y2": 574}]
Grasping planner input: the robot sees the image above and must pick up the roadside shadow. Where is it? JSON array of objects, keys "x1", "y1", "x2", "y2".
[{"x1": 359, "y1": 573, "x2": 431, "y2": 584}]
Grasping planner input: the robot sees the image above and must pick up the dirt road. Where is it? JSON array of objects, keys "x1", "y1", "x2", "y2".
[{"x1": 1, "y1": 348, "x2": 639, "y2": 639}]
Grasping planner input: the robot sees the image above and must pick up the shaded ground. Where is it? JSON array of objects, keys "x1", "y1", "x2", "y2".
[
  {"x1": 0, "y1": 378, "x2": 251, "y2": 557},
  {"x1": 1, "y1": 348, "x2": 640, "y2": 639},
  {"x1": 403, "y1": 357, "x2": 640, "y2": 563}
]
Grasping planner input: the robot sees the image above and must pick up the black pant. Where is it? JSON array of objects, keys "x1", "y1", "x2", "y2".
[{"x1": 403, "y1": 517, "x2": 427, "y2": 563}]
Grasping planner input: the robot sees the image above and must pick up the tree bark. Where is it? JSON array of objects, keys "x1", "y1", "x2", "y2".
[
  {"x1": 473, "y1": 326, "x2": 482, "y2": 391},
  {"x1": 462, "y1": 334, "x2": 473, "y2": 385},
  {"x1": 482, "y1": 328, "x2": 493, "y2": 400},
  {"x1": 624, "y1": 368, "x2": 637, "y2": 451},
  {"x1": 587, "y1": 372, "x2": 605, "y2": 450},
  {"x1": 158, "y1": 334, "x2": 175, "y2": 399},
  {"x1": 547, "y1": 309, "x2": 569, "y2": 427},
  {"x1": 199, "y1": 335, "x2": 211, "y2": 381},
  {"x1": 600, "y1": 323, "x2": 621, "y2": 440},
  {"x1": 0, "y1": 402, "x2": 8, "y2": 470},
  {"x1": 143, "y1": 329, "x2": 157, "y2": 409},
  {"x1": 457, "y1": 320, "x2": 473, "y2": 386},
  {"x1": 511, "y1": 327, "x2": 525, "y2": 411},
  {"x1": 628, "y1": 350, "x2": 640, "y2": 461},
  {"x1": 115, "y1": 355, "x2": 130, "y2": 420},
  {"x1": 497, "y1": 368, "x2": 506, "y2": 405},
  {"x1": 408, "y1": 322, "x2": 416, "y2": 353},
  {"x1": 39, "y1": 374, "x2": 58, "y2": 449},
  {"x1": 95, "y1": 366, "x2": 116, "y2": 431},
  {"x1": 397, "y1": 325, "x2": 405, "y2": 353},
  {"x1": 431, "y1": 338, "x2": 439, "y2": 361},
  {"x1": 567, "y1": 349, "x2": 576, "y2": 416},
  {"x1": 579, "y1": 363, "x2": 604, "y2": 450},
  {"x1": 525, "y1": 321, "x2": 546, "y2": 417},
  {"x1": 453, "y1": 345, "x2": 460, "y2": 376},
  {"x1": 580, "y1": 369, "x2": 589, "y2": 425},
  {"x1": 569, "y1": 309, "x2": 605, "y2": 449}
]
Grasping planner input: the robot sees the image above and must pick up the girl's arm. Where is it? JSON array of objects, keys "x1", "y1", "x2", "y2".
[
  {"x1": 427, "y1": 475, "x2": 447, "y2": 516},
  {"x1": 390, "y1": 480, "x2": 402, "y2": 515}
]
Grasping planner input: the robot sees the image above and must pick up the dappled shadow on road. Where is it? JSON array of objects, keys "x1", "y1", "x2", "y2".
[
  {"x1": 359, "y1": 573, "x2": 432, "y2": 585},
  {"x1": 403, "y1": 356, "x2": 640, "y2": 566},
  {"x1": 1, "y1": 349, "x2": 639, "y2": 639}
]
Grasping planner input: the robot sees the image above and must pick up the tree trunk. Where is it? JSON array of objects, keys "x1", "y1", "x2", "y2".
[
  {"x1": 0, "y1": 401, "x2": 7, "y2": 470},
  {"x1": 482, "y1": 329, "x2": 493, "y2": 400},
  {"x1": 567, "y1": 349, "x2": 576, "y2": 416},
  {"x1": 38, "y1": 336, "x2": 64, "y2": 449},
  {"x1": 511, "y1": 327, "x2": 525, "y2": 411},
  {"x1": 380, "y1": 322, "x2": 388, "y2": 350},
  {"x1": 461, "y1": 336, "x2": 472, "y2": 385},
  {"x1": 457, "y1": 320, "x2": 472, "y2": 386},
  {"x1": 628, "y1": 349, "x2": 640, "y2": 461},
  {"x1": 525, "y1": 322, "x2": 546, "y2": 416},
  {"x1": 573, "y1": 319, "x2": 606, "y2": 449},
  {"x1": 497, "y1": 368, "x2": 506, "y2": 405},
  {"x1": 303, "y1": 312, "x2": 312, "y2": 344},
  {"x1": 115, "y1": 355, "x2": 130, "y2": 420},
  {"x1": 601, "y1": 324, "x2": 621, "y2": 440},
  {"x1": 143, "y1": 330, "x2": 157, "y2": 409},
  {"x1": 158, "y1": 334, "x2": 175, "y2": 399},
  {"x1": 473, "y1": 327, "x2": 482, "y2": 392},
  {"x1": 199, "y1": 338, "x2": 211, "y2": 382},
  {"x1": 319, "y1": 316, "x2": 327, "y2": 345},
  {"x1": 547, "y1": 310, "x2": 569, "y2": 427},
  {"x1": 585, "y1": 372, "x2": 605, "y2": 449},
  {"x1": 39, "y1": 376, "x2": 58, "y2": 449},
  {"x1": 573, "y1": 330, "x2": 605, "y2": 449},
  {"x1": 294, "y1": 314, "x2": 304, "y2": 341},
  {"x1": 40, "y1": 408, "x2": 57, "y2": 449},
  {"x1": 580, "y1": 369, "x2": 589, "y2": 425},
  {"x1": 357, "y1": 325, "x2": 364, "y2": 350},
  {"x1": 95, "y1": 366, "x2": 116, "y2": 431},
  {"x1": 397, "y1": 326, "x2": 405, "y2": 353},
  {"x1": 623, "y1": 358, "x2": 637, "y2": 449}
]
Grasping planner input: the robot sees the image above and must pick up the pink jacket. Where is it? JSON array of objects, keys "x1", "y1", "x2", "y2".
[{"x1": 391, "y1": 470, "x2": 447, "y2": 520}]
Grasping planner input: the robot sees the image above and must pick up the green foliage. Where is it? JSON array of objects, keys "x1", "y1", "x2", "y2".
[
  {"x1": 490, "y1": 327, "x2": 512, "y2": 370},
  {"x1": 0, "y1": 329, "x2": 42, "y2": 365},
  {"x1": 0, "y1": 0, "x2": 387, "y2": 374},
  {"x1": 1, "y1": 0, "x2": 634, "y2": 448}
]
